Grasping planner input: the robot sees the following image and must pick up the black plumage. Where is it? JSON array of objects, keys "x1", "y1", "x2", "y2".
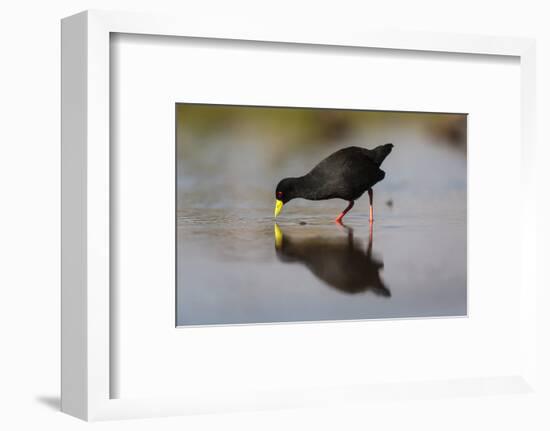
[{"x1": 275, "y1": 143, "x2": 393, "y2": 223}]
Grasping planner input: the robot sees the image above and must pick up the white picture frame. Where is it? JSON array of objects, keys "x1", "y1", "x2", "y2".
[{"x1": 61, "y1": 9, "x2": 539, "y2": 421}]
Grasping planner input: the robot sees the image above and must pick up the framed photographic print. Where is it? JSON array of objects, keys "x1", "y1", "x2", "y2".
[{"x1": 61, "y1": 10, "x2": 540, "y2": 421}]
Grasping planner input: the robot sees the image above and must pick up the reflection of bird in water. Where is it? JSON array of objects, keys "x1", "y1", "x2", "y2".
[
  {"x1": 274, "y1": 144, "x2": 394, "y2": 224},
  {"x1": 274, "y1": 223, "x2": 390, "y2": 296}
]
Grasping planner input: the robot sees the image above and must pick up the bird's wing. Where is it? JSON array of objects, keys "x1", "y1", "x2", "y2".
[
  {"x1": 341, "y1": 153, "x2": 384, "y2": 192},
  {"x1": 303, "y1": 147, "x2": 385, "y2": 200}
]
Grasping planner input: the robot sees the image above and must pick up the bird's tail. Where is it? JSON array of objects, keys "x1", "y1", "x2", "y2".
[{"x1": 371, "y1": 143, "x2": 394, "y2": 166}]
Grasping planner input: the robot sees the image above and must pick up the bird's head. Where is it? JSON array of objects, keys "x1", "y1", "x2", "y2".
[{"x1": 274, "y1": 177, "x2": 298, "y2": 217}]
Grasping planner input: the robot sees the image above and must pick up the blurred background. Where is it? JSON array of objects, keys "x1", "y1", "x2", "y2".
[{"x1": 176, "y1": 104, "x2": 466, "y2": 325}]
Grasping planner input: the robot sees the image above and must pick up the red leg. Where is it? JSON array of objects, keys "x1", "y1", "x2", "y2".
[
  {"x1": 368, "y1": 189, "x2": 374, "y2": 224},
  {"x1": 335, "y1": 201, "x2": 354, "y2": 224},
  {"x1": 368, "y1": 218, "x2": 373, "y2": 251}
]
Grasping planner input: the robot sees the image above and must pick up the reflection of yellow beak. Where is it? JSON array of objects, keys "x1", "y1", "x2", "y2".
[
  {"x1": 274, "y1": 223, "x2": 283, "y2": 249},
  {"x1": 274, "y1": 199, "x2": 283, "y2": 217}
]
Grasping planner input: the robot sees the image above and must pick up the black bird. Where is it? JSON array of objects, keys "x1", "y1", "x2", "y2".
[
  {"x1": 274, "y1": 144, "x2": 394, "y2": 224},
  {"x1": 274, "y1": 223, "x2": 390, "y2": 296}
]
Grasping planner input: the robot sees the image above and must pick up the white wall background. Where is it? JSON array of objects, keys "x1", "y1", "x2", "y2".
[{"x1": 0, "y1": 1, "x2": 548, "y2": 430}]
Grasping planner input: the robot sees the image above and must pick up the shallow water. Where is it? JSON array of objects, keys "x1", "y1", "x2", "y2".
[
  {"x1": 177, "y1": 205, "x2": 466, "y2": 325},
  {"x1": 176, "y1": 123, "x2": 466, "y2": 326}
]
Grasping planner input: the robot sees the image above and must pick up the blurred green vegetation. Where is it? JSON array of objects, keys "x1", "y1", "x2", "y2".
[{"x1": 177, "y1": 103, "x2": 465, "y2": 147}]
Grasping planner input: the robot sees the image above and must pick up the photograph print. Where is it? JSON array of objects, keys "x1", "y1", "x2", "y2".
[{"x1": 176, "y1": 104, "x2": 467, "y2": 326}]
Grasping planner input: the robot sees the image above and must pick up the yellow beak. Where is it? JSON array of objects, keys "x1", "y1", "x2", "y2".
[
  {"x1": 274, "y1": 199, "x2": 283, "y2": 217},
  {"x1": 274, "y1": 223, "x2": 283, "y2": 249}
]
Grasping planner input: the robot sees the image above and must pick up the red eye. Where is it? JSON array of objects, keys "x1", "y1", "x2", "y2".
[{"x1": 276, "y1": 191, "x2": 283, "y2": 199}]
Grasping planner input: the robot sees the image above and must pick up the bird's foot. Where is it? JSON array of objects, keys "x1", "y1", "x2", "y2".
[{"x1": 335, "y1": 213, "x2": 346, "y2": 224}]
